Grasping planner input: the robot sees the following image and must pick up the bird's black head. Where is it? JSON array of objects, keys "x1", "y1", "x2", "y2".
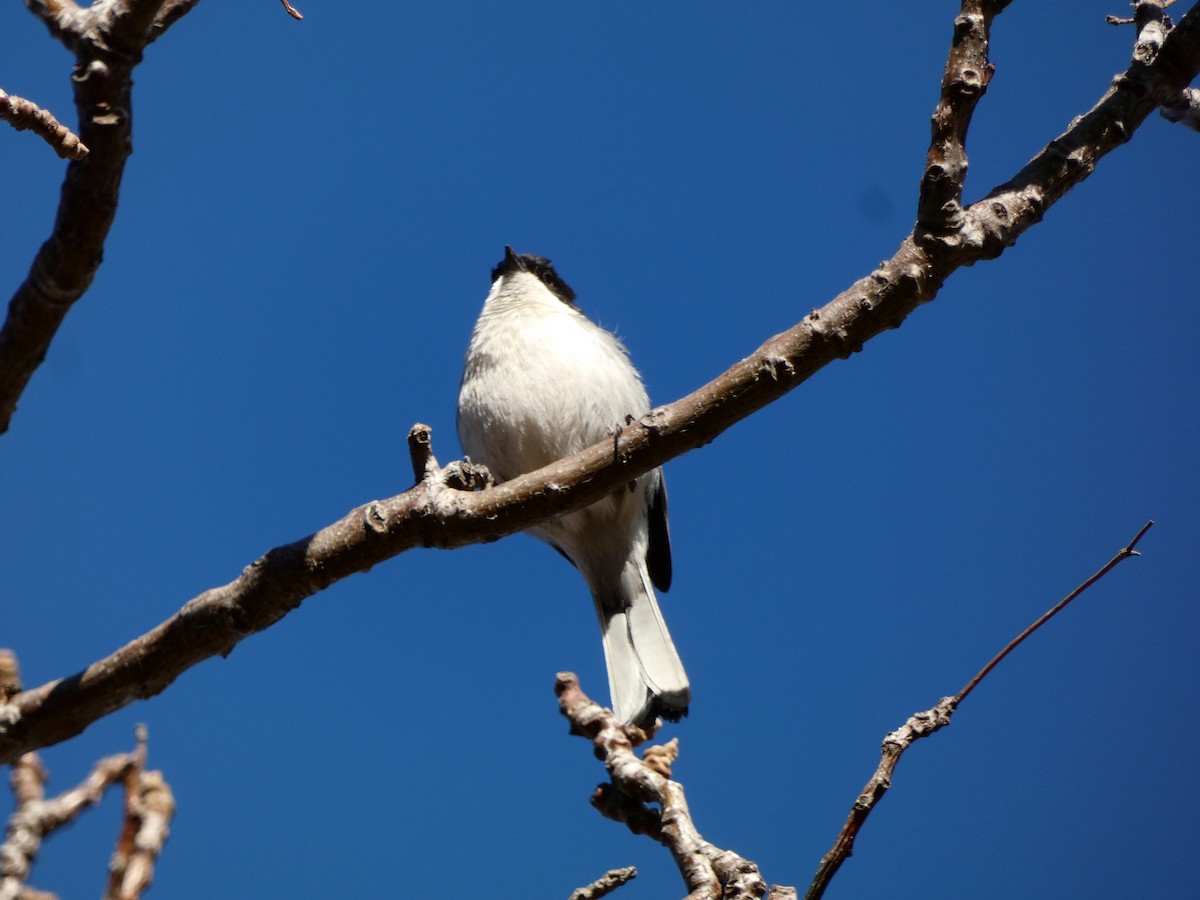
[{"x1": 492, "y1": 246, "x2": 577, "y2": 305}]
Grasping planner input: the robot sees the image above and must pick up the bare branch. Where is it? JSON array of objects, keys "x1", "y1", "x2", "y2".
[
  {"x1": 926, "y1": 3, "x2": 1200, "y2": 263},
  {"x1": 0, "y1": 0, "x2": 202, "y2": 435},
  {"x1": 279, "y1": 0, "x2": 303, "y2": 20},
  {"x1": 1, "y1": 754, "x2": 50, "y2": 900},
  {"x1": 1108, "y1": 1, "x2": 1182, "y2": 27},
  {"x1": 407, "y1": 422, "x2": 440, "y2": 485},
  {"x1": 556, "y1": 674, "x2": 769, "y2": 900},
  {"x1": 100, "y1": 0, "x2": 178, "y2": 59},
  {"x1": 916, "y1": 1, "x2": 1012, "y2": 234},
  {"x1": 567, "y1": 866, "x2": 637, "y2": 900},
  {"x1": 0, "y1": 89, "x2": 88, "y2": 159},
  {"x1": 35, "y1": 747, "x2": 142, "y2": 833},
  {"x1": 1128, "y1": 0, "x2": 1175, "y2": 65},
  {"x1": 1, "y1": 653, "x2": 42, "y2": 900},
  {"x1": 954, "y1": 520, "x2": 1153, "y2": 704},
  {"x1": 1, "y1": 655, "x2": 166, "y2": 900},
  {"x1": 804, "y1": 521, "x2": 1153, "y2": 900},
  {"x1": 23, "y1": 0, "x2": 89, "y2": 52},
  {"x1": 147, "y1": 0, "x2": 201, "y2": 44},
  {"x1": 2, "y1": 743, "x2": 149, "y2": 900},
  {"x1": 104, "y1": 725, "x2": 174, "y2": 900}
]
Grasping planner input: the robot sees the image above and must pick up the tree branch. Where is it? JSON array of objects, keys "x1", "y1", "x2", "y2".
[
  {"x1": 929, "y1": 2, "x2": 1200, "y2": 263},
  {"x1": 23, "y1": 0, "x2": 90, "y2": 54},
  {"x1": 0, "y1": 0, "x2": 200, "y2": 435},
  {"x1": 0, "y1": 653, "x2": 170, "y2": 900},
  {"x1": 0, "y1": 3, "x2": 1195, "y2": 764},
  {"x1": 146, "y1": 1, "x2": 202, "y2": 45},
  {"x1": 567, "y1": 866, "x2": 637, "y2": 900},
  {"x1": 103, "y1": 728, "x2": 174, "y2": 900},
  {"x1": 556, "y1": 674, "x2": 774, "y2": 900},
  {"x1": 804, "y1": 521, "x2": 1153, "y2": 900},
  {"x1": 916, "y1": 0, "x2": 1012, "y2": 234},
  {"x1": 1, "y1": 752, "x2": 54, "y2": 900},
  {"x1": 0, "y1": 89, "x2": 88, "y2": 159}
]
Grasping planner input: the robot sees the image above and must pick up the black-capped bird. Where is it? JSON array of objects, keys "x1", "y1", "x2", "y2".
[{"x1": 457, "y1": 247, "x2": 690, "y2": 727}]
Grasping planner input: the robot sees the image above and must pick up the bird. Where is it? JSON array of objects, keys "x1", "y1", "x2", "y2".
[{"x1": 457, "y1": 246, "x2": 690, "y2": 727}]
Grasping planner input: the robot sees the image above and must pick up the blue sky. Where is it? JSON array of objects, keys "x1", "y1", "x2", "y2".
[{"x1": 3, "y1": 1, "x2": 1198, "y2": 897}]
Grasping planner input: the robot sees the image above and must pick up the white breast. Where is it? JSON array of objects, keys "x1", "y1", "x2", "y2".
[{"x1": 457, "y1": 271, "x2": 650, "y2": 482}]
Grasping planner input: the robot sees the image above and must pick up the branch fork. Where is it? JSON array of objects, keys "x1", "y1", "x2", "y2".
[
  {"x1": 556, "y1": 673, "x2": 776, "y2": 900},
  {"x1": 0, "y1": 652, "x2": 173, "y2": 900}
]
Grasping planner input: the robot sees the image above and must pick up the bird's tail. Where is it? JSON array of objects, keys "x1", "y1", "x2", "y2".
[{"x1": 596, "y1": 560, "x2": 690, "y2": 727}]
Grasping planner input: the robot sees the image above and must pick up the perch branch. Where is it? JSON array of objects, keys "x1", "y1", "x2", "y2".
[
  {"x1": 804, "y1": 521, "x2": 1154, "y2": 900},
  {"x1": 1, "y1": 5, "x2": 1197, "y2": 764}
]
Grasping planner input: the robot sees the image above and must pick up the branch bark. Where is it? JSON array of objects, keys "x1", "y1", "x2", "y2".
[
  {"x1": 917, "y1": 0, "x2": 1012, "y2": 234},
  {"x1": 0, "y1": 0, "x2": 199, "y2": 435},
  {"x1": 567, "y1": 866, "x2": 637, "y2": 900},
  {"x1": 0, "y1": 89, "x2": 88, "y2": 159},
  {"x1": 556, "y1": 674, "x2": 773, "y2": 900},
  {"x1": 0, "y1": 3, "x2": 1197, "y2": 765},
  {"x1": 0, "y1": 653, "x2": 171, "y2": 900},
  {"x1": 103, "y1": 742, "x2": 174, "y2": 900}
]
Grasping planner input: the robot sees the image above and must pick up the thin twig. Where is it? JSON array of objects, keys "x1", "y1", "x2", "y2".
[
  {"x1": 805, "y1": 521, "x2": 1153, "y2": 900},
  {"x1": 0, "y1": 89, "x2": 88, "y2": 159},
  {"x1": 279, "y1": 0, "x2": 303, "y2": 20},
  {"x1": 956, "y1": 520, "x2": 1153, "y2": 704},
  {"x1": 567, "y1": 866, "x2": 637, "y2": 900}
]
